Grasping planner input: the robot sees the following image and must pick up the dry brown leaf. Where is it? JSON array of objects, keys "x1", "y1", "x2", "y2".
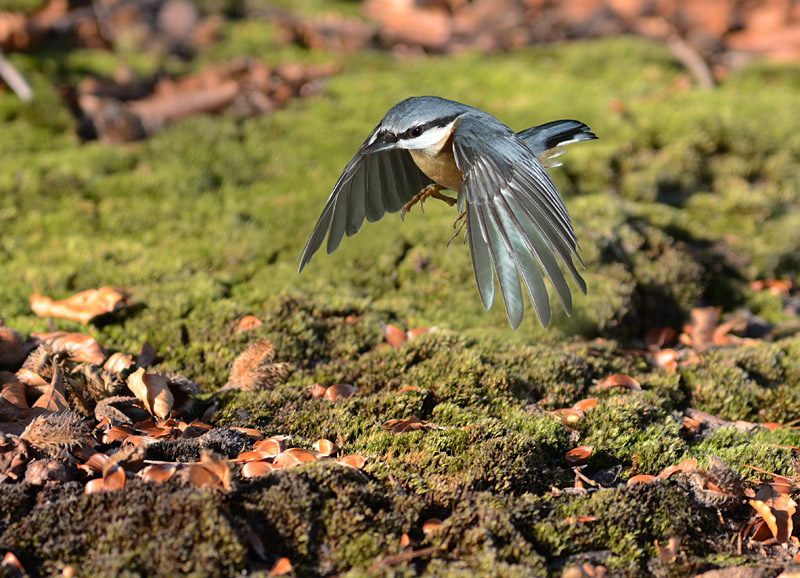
[
  {"x1": 651, "y1": 348, "x2": 680, "y2": 371},
  {"x1": 102, "y1": 424, "x2": 136, "y2": 444},
  {"x1": 323, "y1": 383, "x2": 357, "y2": 402},
  {"x1": 1, "y1": 551, "x2": 25, "y2": 576},
  {"x1": 421, "y1": 517, "x2": 443, "y2": 534},
  {"x1": 749, "y1": 485, "x2": 796, "y2": 543},
  {"x1": 141, "y1": 463, "x2": 178, "y2": 483},
  {"x1": 382, "y1": 323, "x2": 407, "y2": 348},
  {"x1": 127, "y1": 367, "x2": 173, "y2": 419},
  {"x1": 400, "y1": 532, "x2": 411, "y2": 547},
  {"x1": 84, "y1": 463, "x2": 126, "y2": 494},
  {"x1": 229, "y1": 426, "x2": 263, "y2": 439},
  {"x1": 573, "y1": 398, "x2": 597, "y2": 411},
  {"x1": 313, "y1": 438, "x2": 336, "y2": 456},
  {"x1": 273, "y1": 447, "x2": 319, "y2": 469},
  {"x1": 269, "y1": 557, "x2": 293, "y2": 577},
  {"x1": 627, "y1": 474, "x2": 657, "y2": 487},
  {"x1": 31, "y1": 332, "x2": 106, "y2": 365},
  {"x1": 552, "y1": 408, "x2": 583, "y2": 426},
  {"x1": 29, "y1": 286, "x2": 131, "y2": 324},
  {"x1": 225, "y1": 339, "x2": 288, "y2": 391},
  {"x1": 337, "y1": 454, "x2": 366, "y2": 470},
  {"x1": 593, "y1": 373, "x2": 642, "y2": 392},
  {"x1": 236, "y1": 315, "x2": 263, "y2": 332},
  {"x1": 242, "y1": 460, "x2": 275, "y2": 479},
  {"x1": 137, "y1": 342, "x2": 157, "y2": 368},
  {"x1": 1, "y1": 381, "x2": 27, "y2": 408},
  {"x1": 565, "y1": 445, "x2": 593, "y2": 465},
  {"x1": 750, "y1": 279, "x2": 792, "y2": 296},
  {"x1": 309, "y1": 383, "x2": 326, "y2": 398},
  {"x1": 200, "y1": 450, "x2": 232, "y2": 491},
  {"x1": 406, "y1": 326, "x2": 432, "y2": 340},
  {"x1": 681, "y1": 306, "x2": 720, "y2": 350},
  {"x1": 657, "y1": 458, "x2": 698, "y2": 479},
  {"x1": 104, "y1": 352, "x2": 134, "y2": 375},
  {"x1": 253, "y1": 436, "x2": 286, "y2": 457}
]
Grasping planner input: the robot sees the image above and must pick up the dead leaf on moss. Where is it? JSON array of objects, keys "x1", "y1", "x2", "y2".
[
  {"x1": 242, "y1": 460, "x2": 275, "y2": 479},
  {"x1": 313, "y1": 438, "x2": 336, "y2": 456},
  {"x1": 84, "y1": 463, "x2": 126, "y2": 494},
  {"x1": 562, "y1": 562, "x2": 607, "y2": 578},
  {"x1": 748, "y1": 484, "x2": 796, "y2": 543},
  {"x1": 323, "y1": 383, "x2": 358, "y2": 402},
  {"x1": 253, "y1": 436, "x2": 286, "y2": 457},
  {"x1": 141, "y1": 463, "x2": 178, "y2": 483},
  {"x1": 309, "y1": 383, "x2": 326, "y2": 398},
  {"x1": 229, "y1": 426, "x2": 263, "y2": 439},
  {"x1": 31, "y1": 332, "x2": 107, "y2": 365},
  {"x1": 381, "y1": 416, "x2": 441, "y2": 435},
  {"x1": 236, "y1": 315, "x2": 263, "y2": 332},
  {"x1": 657, "y1": 458, "x2": 697, "y2": 479},
  {"x1": 406, "y1": 326, "x2": 433, "y2": 340},
  {"x1": 0, "y1": 325, "x2": 30, "y2": 367},
  {"x1": 651, "y1": 348, "x2": 680, "y2": 371},
  {"x1": 400, "y1": 532, "x2": 411, "y2": 547},
  {"x1": 273, "y1": 447, "x2": 318, "y2": 469},
  {"x1": 269, "y1": 557, "x2": 293, "y2": 577},
  {"x1": 627, "y1": 474, "x2": 657, "y2": 487},
  {"x1": 102, "y1": 424, "x2": 136, "y2": 444},
  {"x1": 750, "y1": 278, "x2": 792, "y2": 296},
  {"x1": 29, "y1": 286, "x2": 131, "y2": 324},
  {"x1": 137, "y1": 342, "x2": 157, "y2": 368},
  {"x1": 200, "y1": 450, "x2": 232, "y2": 490},
  {"x1": 552, "y1": 408, "x2": 584, "y2": 427},
  {"x1": 127, "y1": 367, "x2": 173, "y2": 419},
  {"x1": 382, "y1": 323, "x2": 407, "y2": 348},
  {"x1": 593, "y1": 373, "x2": 642, "y2": 392},
  {"x1": 421, "y1": 518, "x2": 443, "y2": 534},
  {"x1": 573, "y1": 398, "x2": 597, "y2": 411},
  {"x1": 337, "y1": 454, "x2": 366, "y2": 470},
  {"x1": 565, "y1": 445, "x2": 593, "y2": 465}
]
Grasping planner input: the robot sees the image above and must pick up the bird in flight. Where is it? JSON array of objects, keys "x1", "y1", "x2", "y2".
[{"x1": 298, "y1": 96, "x2": 597, "y2": 329}]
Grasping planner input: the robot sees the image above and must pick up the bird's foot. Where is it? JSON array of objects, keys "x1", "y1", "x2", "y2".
[
  {"x1": 447, "y1": 210, "x2": 467, "y2": 246},
  {"x1": 401, "y1": 184, "x2": 455, "y2": 220}
]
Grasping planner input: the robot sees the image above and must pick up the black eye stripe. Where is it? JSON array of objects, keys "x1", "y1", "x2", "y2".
[{"x1": 397, "y1": 114, "x2": 460, "y2": 141}]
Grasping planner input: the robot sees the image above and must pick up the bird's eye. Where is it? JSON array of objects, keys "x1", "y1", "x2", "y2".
[{"x1": 410, "y1": 126, "x2": 423, "y2": 137}]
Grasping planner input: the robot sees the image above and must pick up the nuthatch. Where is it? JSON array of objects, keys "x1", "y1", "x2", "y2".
[{"x1": 298, "y1": 96, "x2": 597, "y2": 329}]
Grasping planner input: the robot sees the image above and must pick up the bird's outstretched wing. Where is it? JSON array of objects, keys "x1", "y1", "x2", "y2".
[
  {"x1": 518, "y1": 120, "x2": 597, "y2": 167},
  {"x1": 453, "y1": 114, "x2": 587, "y2": 329},
  {"x1": 298, "y1": 128, "x2": 433, "y2": 273}
]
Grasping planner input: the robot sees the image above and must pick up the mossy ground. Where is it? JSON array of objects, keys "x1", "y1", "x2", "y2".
[{"x1": 2, "y1": 3, "x2": 800, "y2": 575}]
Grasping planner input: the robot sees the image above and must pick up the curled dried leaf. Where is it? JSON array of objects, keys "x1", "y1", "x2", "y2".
[
  {"x1": 242, "y1": 460, "x2": 275, "y2": 479},
  {"x1": 573, "y1": 398, "x2": 597, "y2": 411},
  {"x1": 313, "y1": 438, "x2": 336, "y2": 456},
  {"x1": 381, "y1": 416, "x2": 441, "y2": 435},
  {"x1": 644, "y1": 327, "x2": 677, "y2": 350},
  {"x1": 323, "y1": 383, "x2": 357, "y2": 402},
  {"x1": 0, "y1": 433, "x2": 28, "y2": 482},
  {"x1": 104, "y1": 352, "x2": 134, "y2": 375},
  {"x1": 269, "y1": 557, "x2": 293, "y2": 577},
  {"x1": 273, "y1": 448, "x2": 318, "y2": 469},
  {"x1": 657, "y1": 458, "x2": 698, "y2": 479},
  {"x1": 406, "y1": 326, "x2": 432, "y2": 340},
  {"x1": 627, "y1": 474, "x2": 657, "y2": 487},
  {"x1": 565, "y1": 445, "x2": 593, "y2": 465},
  {"x1": 30, "y1": 286, "x2": 131, "y2": 324},
  {"x1": 593, "y1": 374, "x2": 641, "y2": 392},
  {"x1": 309, "y1": 383, "x2": 326, "y2": 398},
  {"x1": 0, "y1": 325, "x2": 30, "y2": 368},
  {"x1": 127, "y1": 367, "x2": 173, "y2": 419},
  {"x1": 229, "y1": 426, "x2": 263, "y2": 439},
  {"x1": 1, "y1": 381, "x2": 27, "y2": 408},
  {"x1": 422, "y1": 518, "x2": 443, "y2": 535},
  {"x1": 31, "y1": 332, "x2": 106, "y2": 365},
  {"x1": 382, "y1": 323, "x2": 407, "y2": 348},
  {"x1": 236, "y1": 315, "x2": 263, "y2": 332},
  {"x1": 749, "y1": 485, "x2": 796, "y2": 543},
  {"x1": 141, "y1": 463, "x2": 178, "y2": 483},
  {"x1": 253, "y1": 436, "x2": 286, "y2": 457},
  {"x1": 337, "y1": 454, "x2": 366, "y2": 470},
  {"x1": 552, "y1": 408, "x2": 583, "y2": 426}
]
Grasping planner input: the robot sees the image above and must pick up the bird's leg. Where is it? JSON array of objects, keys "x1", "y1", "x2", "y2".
[
  {"x1": 447, "y1": 210, "x2": 467, "y2": 246},
  {"x1": 401, "y1": 184, "x2": 456, "y2": 220}
]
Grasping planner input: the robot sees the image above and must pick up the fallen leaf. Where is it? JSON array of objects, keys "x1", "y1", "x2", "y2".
[
  {"x1": 140, "y1": 463, "x2": 178, "y2": 483},
  {"x1": 0, "y1": 433, "x2": 28, "y2": 482},
  {"x1": 657, "y1": 458, "x2": 698, "y2": 479},
  {"x1": 749, "y1": 485, "x2": 796, "y2": 543},
  {"x1": 337, "y1": 454, "x2": 366, "y2": 469},
  {"x1": 127, "y1": 367, "x2": 174, "y2": 419},
  {"x1": 273, "y1": 448, "x2": 318, "y2": 469},
  {"x1": 627, "y1": 474, "x2": 657, "y2": 486},
  {"x1": 253, "y1": 437, "x2": 286, "y2": 456},
  {"x1": 382, "y1": 323, "x2": 407, "y2": 347},
  {"x1": 406, "y1": 326, "x2": 432, "y2": 340},
  {"x1": 30, "y1": 332, "x2": 106, "y2": 365},
  {"x1": 309, "y1": 383, "x2": 326, "y2": 398},
  {"x1": 236, "y1": 315, "x2": 263, "y2": 332},
  {"x1": 313, "y1": 438, "x2": 336, "y2": 456},
  {"x1": 269, "y1": 557, "x2": 293, "y2": 577},
  {"x1": 593, "y1": 373, "x2": 642, "y2": 392},
  {"x1": 225, "y1": 340, "x2": 288, "y2": 391},
  {"x1": 1, "y1": 381, "x2": 27, "y2": 408},
  {"x1": 565, "y1": 446, "x2": 593, "y2": 465},
  {"x1": 1, "y1": 551, "x2": 25, "y2": 576},
  {"x1": 323, "y1": 383, "x2": 357, "y2": 402},
  {"x1": 104, "y1": 352, "x2": 134, "y2": 374},
  {"x1": 381, "y1": 416, "x2": 441, "y2": 435},
  {"x1": 29, "y1": 286, "x2": 131, "y2": 324},
  {"x1": 422, "y1": 517, "x2": 443, "y2": 534},
  {"x1": 0, "y1": 325, "x2": 30, "y2": 367},
  {"x1": 242, "y1": 460, "x2": 275, "y2": 478},
  {"x1": 572, "y1": 398, "x2": 597, "y2": 411},
  {"x1": 644, "y1": 327, "x2": 677, "y2": 350}
]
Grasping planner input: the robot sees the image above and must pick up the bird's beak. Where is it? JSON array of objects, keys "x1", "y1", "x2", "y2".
[{"x1": 363, "y1": 130, "x2": 397, "y2": 154}]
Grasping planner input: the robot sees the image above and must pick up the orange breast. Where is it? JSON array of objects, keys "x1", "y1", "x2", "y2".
[{"x1": 409, "y1": 133, "x2": 462, "y2": 191}]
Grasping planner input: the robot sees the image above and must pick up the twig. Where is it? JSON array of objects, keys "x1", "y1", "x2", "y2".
[
  {"x1": 667, "y1": 34, "x2": 714, "y2": 90},
  {"x1": 0, "y1": 47, "x2": 32, "y2": 101}
]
